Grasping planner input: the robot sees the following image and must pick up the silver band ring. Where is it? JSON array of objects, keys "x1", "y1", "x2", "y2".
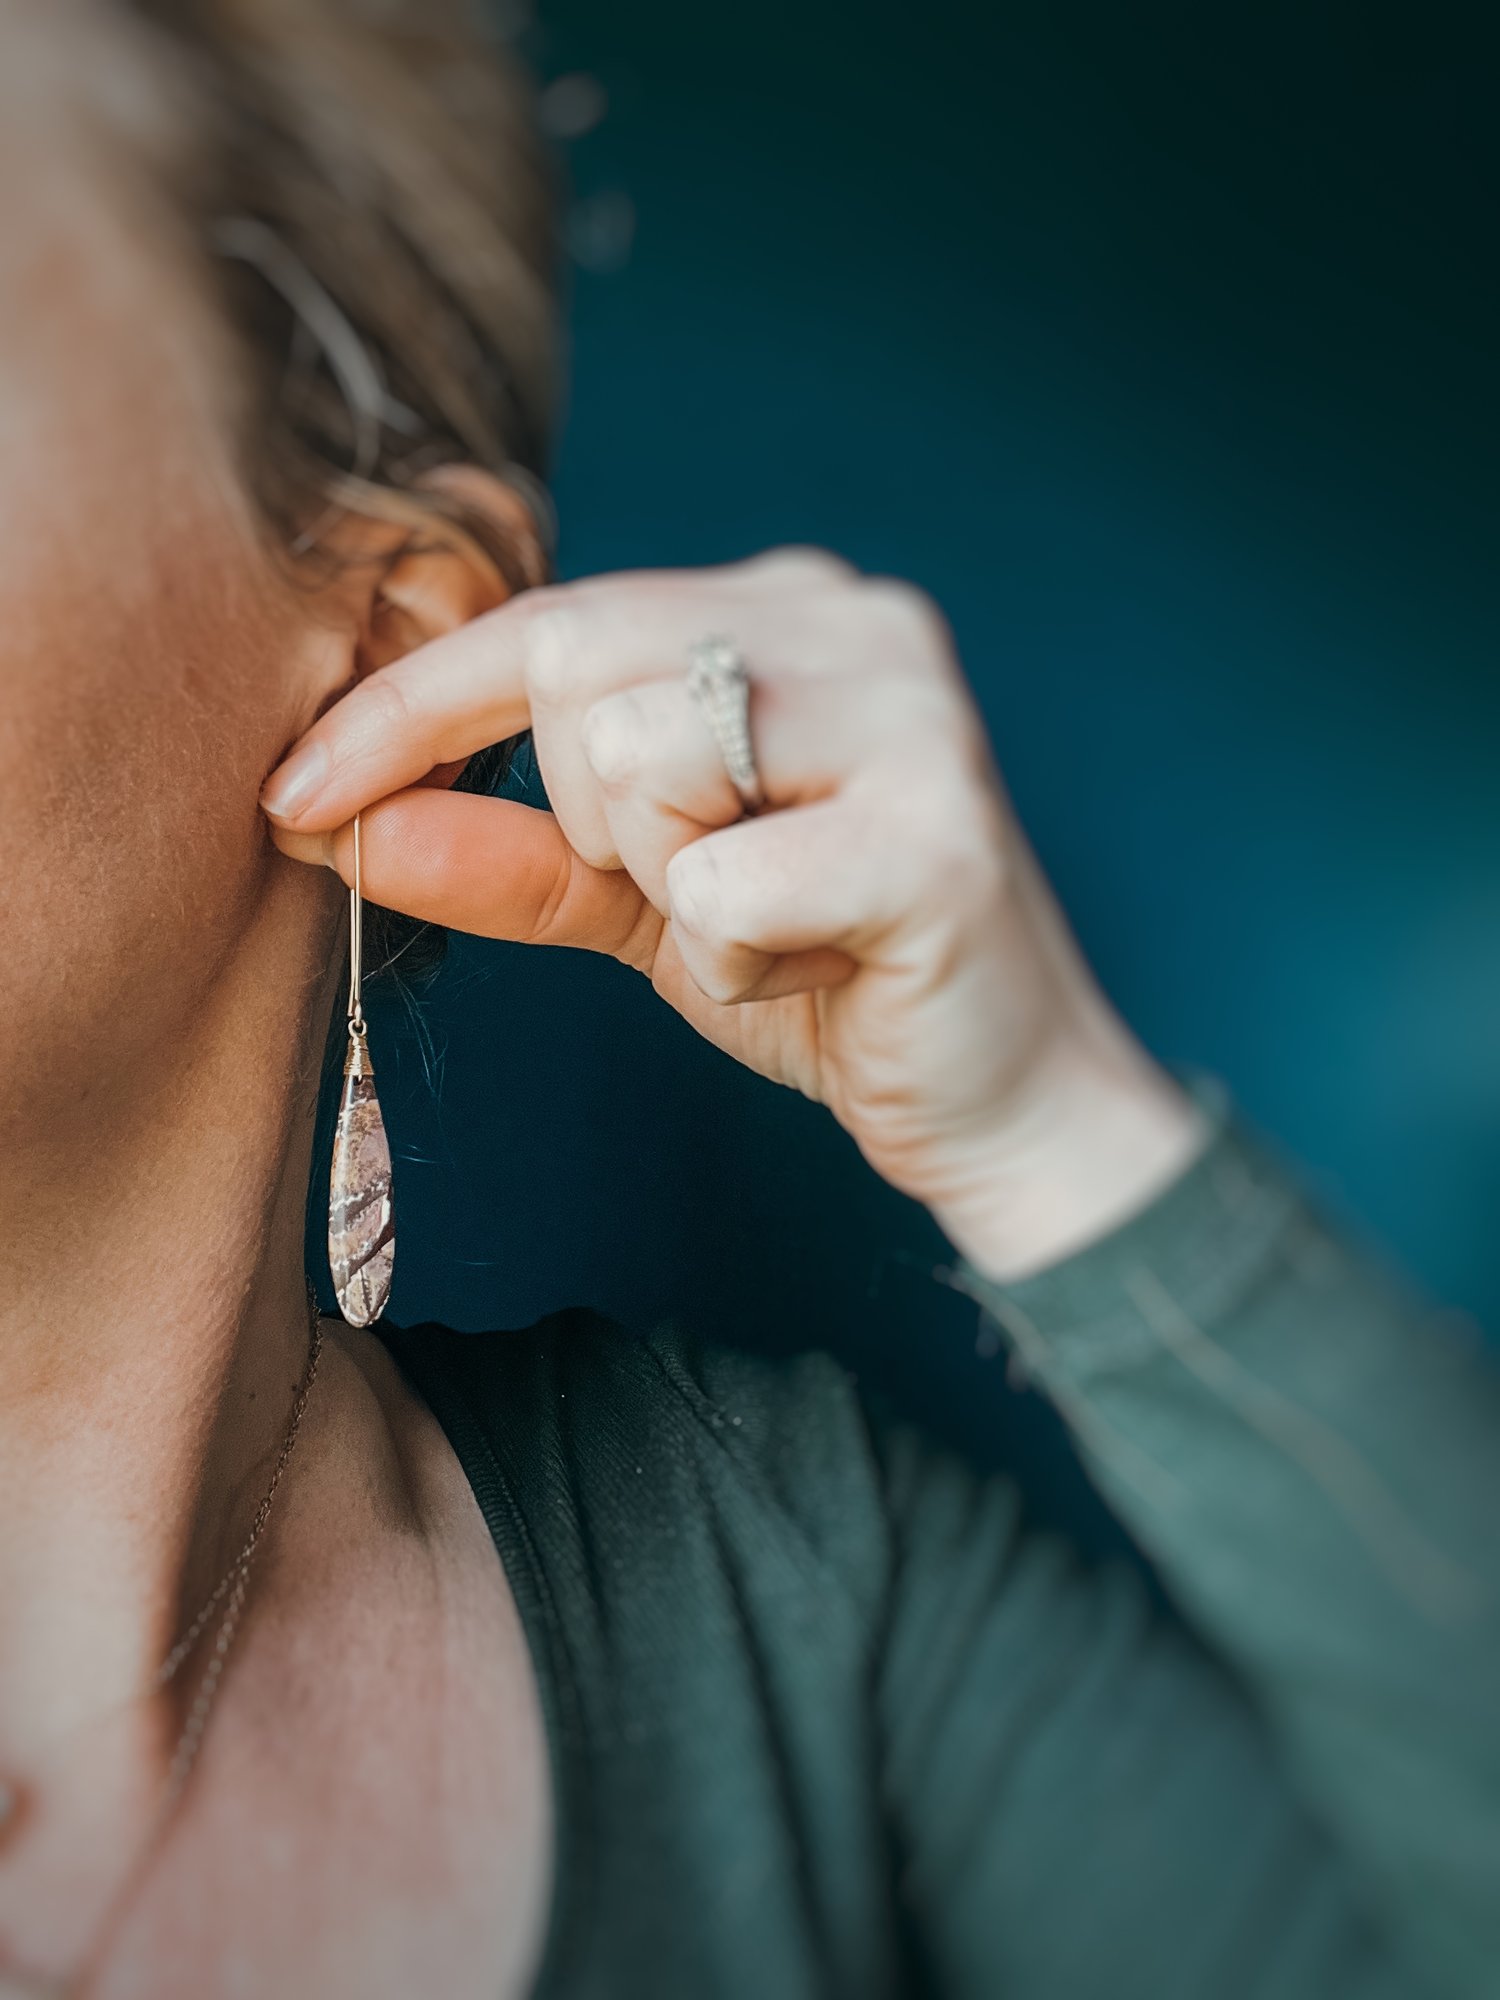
[{"x1": 685, "y1": 635, "x2": 765, "y2": 812}]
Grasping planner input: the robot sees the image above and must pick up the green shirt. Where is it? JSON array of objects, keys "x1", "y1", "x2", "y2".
[{"x1": 379, "y1": 1106, "x2": 1500, "y2": 2000}]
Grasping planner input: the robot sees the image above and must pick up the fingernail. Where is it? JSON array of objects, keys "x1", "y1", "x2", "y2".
[{"x1": 260, "y1": 740, "x2": 330, "y2": 822}]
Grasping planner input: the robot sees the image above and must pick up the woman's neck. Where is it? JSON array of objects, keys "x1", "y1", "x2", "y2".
[{"x1": 0, "y1": 877, "x2": 341, "y2": 1764}]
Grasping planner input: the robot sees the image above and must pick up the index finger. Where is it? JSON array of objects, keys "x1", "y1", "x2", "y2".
[
  {"x1": 258, "y1": 592, "x2": 543, "y2": 831},
  {"x1": 259, "y1": 558, "x2": 816, "y2": 834}
]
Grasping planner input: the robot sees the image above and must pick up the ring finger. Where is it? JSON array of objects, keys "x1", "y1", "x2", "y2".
[{"x1": 580, "y1": 667, "x2": 908, "y2": 914}]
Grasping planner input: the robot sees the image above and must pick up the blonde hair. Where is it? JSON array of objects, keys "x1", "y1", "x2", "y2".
[{"x1": 127, "y1": 0, "x2": 560, "y2": 584}]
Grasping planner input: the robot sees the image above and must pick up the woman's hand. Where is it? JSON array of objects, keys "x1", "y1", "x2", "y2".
[{"x1": 262, "y1": 550, "x2": 1201, "y2": 1278}]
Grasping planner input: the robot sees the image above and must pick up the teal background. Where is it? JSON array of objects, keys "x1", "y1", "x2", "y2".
[{"x1": 334, "y1": 1, "x2": 1499, "y2": 1515}]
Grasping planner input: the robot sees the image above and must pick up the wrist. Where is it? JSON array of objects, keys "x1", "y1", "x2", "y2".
[{"x1": 930, "y1": 1027, "x2": 1208, "y2": 1283}]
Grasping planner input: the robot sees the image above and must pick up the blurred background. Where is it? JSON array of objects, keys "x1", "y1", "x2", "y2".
[{"x1": 339, "y1": 0, "x2": 1500, "y2": 1525}]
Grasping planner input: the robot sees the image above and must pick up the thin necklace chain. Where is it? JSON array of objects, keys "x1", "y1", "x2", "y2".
[
  {"x1": 152, "y1": 1286, "x2": 324, "y2": 1800},
  {"x1": 0, "y1": 1284, "x2": 325, "y2": 2000},
  {"x1": 155, "y1": 1288, "x2": 324, "y2": 1699}
]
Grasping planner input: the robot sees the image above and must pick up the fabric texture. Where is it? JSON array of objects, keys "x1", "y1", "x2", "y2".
[{"x1": 378, "y1": 1106, "x2": 1500, "y2": 2000}]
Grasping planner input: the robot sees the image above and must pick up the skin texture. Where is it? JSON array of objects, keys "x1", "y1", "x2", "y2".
[{"x1": 2, "y1": 9, "x2": 1196, "y2": 1993}]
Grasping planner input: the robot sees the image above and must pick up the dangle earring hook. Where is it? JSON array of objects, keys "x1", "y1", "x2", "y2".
[
  {"x1": 328, "y1": 812, "x2": 395, "y2": 1325},
  {"x1": 347, "y1": 811, "x2": 366, "y2": 1039}
]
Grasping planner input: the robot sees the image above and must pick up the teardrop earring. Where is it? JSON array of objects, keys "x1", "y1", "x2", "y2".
[{"x1": 328, "y1": 813, "x2": 395, "y2": 1325}]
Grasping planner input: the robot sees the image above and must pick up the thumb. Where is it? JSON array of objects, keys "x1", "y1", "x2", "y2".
[{"x1": 271, "y1": 787, "x2": 652, "y2": 961}]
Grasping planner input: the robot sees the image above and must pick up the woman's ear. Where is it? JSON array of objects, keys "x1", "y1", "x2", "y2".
[
  {"x1": 359, "y1": 466, "x2": 549, "y2": 674},
  {"x1": 283, "y1": 466, "x2": 546, "y2": 763}
]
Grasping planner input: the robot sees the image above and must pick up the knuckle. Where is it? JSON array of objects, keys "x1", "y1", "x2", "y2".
[
  {"x1": 579, "y1": 692, "x2": 647, "y2": 788},
  {"x1": 665, "y1": 843, "x2": 723, "y2": 939},
  {"x1": 521, "y1": 603, "x2": 581, "y2": 704},
  {"x1": 668, "y1": 840, "x2": 761, "y2": 949},
  {"x1": 860, "y1": 577, "x2": 952, "y2": 658},
  {"x1": 357, "y1": 671, "x2": 413, "y2": 736},
  {"x1": 742, "y1": 545, "x2": 858, "y2": 589}
]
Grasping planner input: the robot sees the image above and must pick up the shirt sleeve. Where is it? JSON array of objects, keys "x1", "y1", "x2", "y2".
[{"x1": 875, "y1": 1090, "x2": 1500, "y2": 2000}]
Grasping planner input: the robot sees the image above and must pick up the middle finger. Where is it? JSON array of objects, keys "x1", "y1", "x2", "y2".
[{"x1": 581, "y1": 669, "x2": 900, "y2": 913}]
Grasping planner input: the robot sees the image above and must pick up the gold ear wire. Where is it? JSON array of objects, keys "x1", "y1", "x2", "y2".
[{"x1": 347, "y1": 811, "x2": 366, "y2": 1040}]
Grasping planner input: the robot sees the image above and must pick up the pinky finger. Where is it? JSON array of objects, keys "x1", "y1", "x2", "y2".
[
  {"x1": 656, "y1": 924, "x2": 856, "y2": 1007},
  {"x1": 662, "y1": 800, "x2": 893, "y2": 1005}
]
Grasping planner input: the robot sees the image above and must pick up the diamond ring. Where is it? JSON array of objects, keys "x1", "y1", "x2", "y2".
[{"x1": 685, "y1": 635, "x2": 765, "y2": 813}]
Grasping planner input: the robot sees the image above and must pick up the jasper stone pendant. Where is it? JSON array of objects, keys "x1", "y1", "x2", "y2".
[{"x1": 328, "y1": 1027, "x2": 394, "y2": 1326}]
